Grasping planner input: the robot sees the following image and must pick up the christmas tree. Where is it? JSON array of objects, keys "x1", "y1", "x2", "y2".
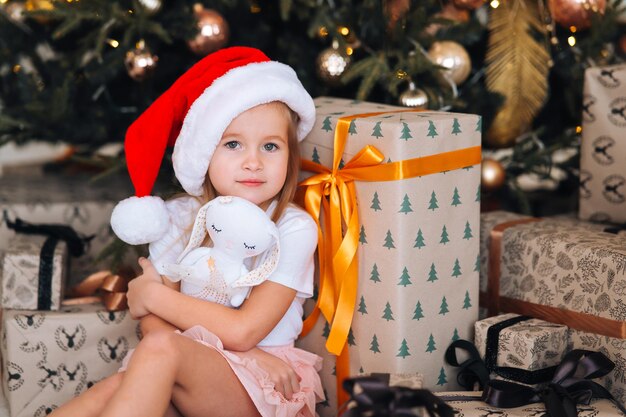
[
  {"x1": 1, "y1": 0, "x2": 623, "y2": 213},
  {"x1": 398, "y1": 266, "x2": 412, "y2": 286}
]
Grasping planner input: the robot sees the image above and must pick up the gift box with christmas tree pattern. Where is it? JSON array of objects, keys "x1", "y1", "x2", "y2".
[
  {"x1": 479, "y1": 210, "x2": 626, "y2": 403},
  {"x1": 474, "y1": 313, "x2": 570, "y2": 384},
  {"x1": 0, "y1": 172, "x2": 133, "y2": 286},
  {"x1": 579, "y1": 63, "x2": 626, "y2": 224},
  {"x1": 437, "y1": 391, "x2": 626, "y2": 417},
  {"x1": 296, "y1": 97, "x2": 481, "y2": 416},
  {"x1": 1, "y1": 235, "x2": 68, "y2": 311},
  {"x1": 0, "y1": 303, "x2": 139, "y2": 417}
]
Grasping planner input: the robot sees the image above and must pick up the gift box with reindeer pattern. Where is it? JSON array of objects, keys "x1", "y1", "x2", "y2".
[
  {"x1": 579, "y1": 63, "x2": 626, "y2": 224},
  {"x1": 0, "y1": 303, "x2": 139, "y2": 417}
]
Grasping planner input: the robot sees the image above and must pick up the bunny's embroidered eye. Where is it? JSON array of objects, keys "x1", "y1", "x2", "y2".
[
  {"x1": 243, "y1": 242, "x2": 256, "y2": 250},
  {"x1": 211, "y1": 224, "x2": 222, "y2": 233}
]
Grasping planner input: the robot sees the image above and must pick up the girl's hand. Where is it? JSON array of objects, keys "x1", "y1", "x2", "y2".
[
  {"x1": 127, "y1": 257, "x2": 163, "y2": 319},
  {"x1": 237, "y1": 348, "x2": 301, "y2": 400}
]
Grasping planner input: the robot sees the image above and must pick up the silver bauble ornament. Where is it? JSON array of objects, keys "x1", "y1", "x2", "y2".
[
  {"x1": 398, "y1": 82, "x2": 428, "y2": 109},
  {"x1": 428, "y1": 41, "x2": 471, "y2": 85},
  {"x1": 187, "y1": 4, "x2": 229, "y2": 56},
  {"x1": 138, "y1": 0, "x2": 162, "y2": 15},
  {"x1": 316, "y1": 45, "x2": 350, "y2": 86},
  {"x1": 124, "y1": 41, "x2": 158, "y2": 81},
  {"x1": 4, "y1": 1, "x2": 26, "y2": 23}
]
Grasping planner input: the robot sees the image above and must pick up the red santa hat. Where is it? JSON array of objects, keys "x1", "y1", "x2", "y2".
[{"x1": 110, "y1": 46, "x2": 315, "y2": 245}]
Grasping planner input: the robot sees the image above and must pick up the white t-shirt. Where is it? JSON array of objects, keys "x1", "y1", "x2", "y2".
[{"x1": 149, "y1": 196, "x2": 318, "y2": 347}]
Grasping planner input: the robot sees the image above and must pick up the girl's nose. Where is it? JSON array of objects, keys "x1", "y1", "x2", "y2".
[{"x1": 243, "y1": 150, "x2": 263, "y2": 171}]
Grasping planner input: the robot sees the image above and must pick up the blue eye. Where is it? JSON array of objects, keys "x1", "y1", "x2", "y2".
[
  {"x1": 243, "y1": 242, "x2": 256, "y2": 250},
  {"x1": 225, "y1": 141, "x2": 240, "y2": 149},
  {"x1": 263, "y1": 143, "x2": 279, "y2": 152},
  {"x1": 211, "y1": 224, "x2": 222, "y2": 233}
]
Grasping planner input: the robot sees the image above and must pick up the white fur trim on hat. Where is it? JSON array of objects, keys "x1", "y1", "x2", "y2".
[
  {"x1": 110, "y1": 196, "x2": 170, "y2": 245},
  {"x1": 173, "y1": 60, "x2": 316, "y2": 196}
]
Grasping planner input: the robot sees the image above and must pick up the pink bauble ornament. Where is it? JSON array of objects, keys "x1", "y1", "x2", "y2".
[
  {"x1": 187, "y1": 4, "x2": 229, "y2": 56},
  {"x1": 548, "y1": 0, "x2": 606, "y2": 29}
]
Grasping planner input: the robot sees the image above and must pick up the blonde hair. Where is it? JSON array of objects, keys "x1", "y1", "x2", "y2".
[{"x1": 200, "y1": 101, "x2": 301, "y2": 223}]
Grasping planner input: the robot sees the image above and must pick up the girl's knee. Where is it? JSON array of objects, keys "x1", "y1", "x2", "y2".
[{"x1": 136, "y1": 330, "x2": 180, "y2": 357}]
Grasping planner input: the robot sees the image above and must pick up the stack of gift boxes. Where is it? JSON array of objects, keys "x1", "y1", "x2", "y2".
[
  {"x1": 0, "y1": 173, "x2": 140, "y2": 416},
  {"x1": 296, "y1": 84, "x2": 626, "y2": 416},
  {"x1": 1, "y1": 63, "x2": 623, "y2": 416}
]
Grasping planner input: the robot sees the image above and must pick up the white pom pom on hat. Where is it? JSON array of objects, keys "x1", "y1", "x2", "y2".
[{"x1": 110, "y1": 46, "x2": 316, "y2": 245}]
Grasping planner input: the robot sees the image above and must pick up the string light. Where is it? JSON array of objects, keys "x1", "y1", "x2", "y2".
[
  {"x1": 395, "y1": 69, "x2": 408, "y2": 79},
  {"x1": 490, "y1": 0, "x2": 500, "y2": 8},
  {"x1": 576, "y1": 126, "x2": 582, "y2": 134},
  {"x1": 318, "y1": 26, "x2": 328, "y2": 38},
  {"x1": 568, "y1": 36, "x2": 576, "y2": 46},
  {"x1": 12, "y1": 65, "x2": 21, "y2": 73},
  {"x1": 339, "y1": 26, "x2": 349, "y2": 36},
  {"x1": 250, "y1": 3, "x2": 261, "y2": 13},
  {"x1": 346, "y1": 47, "x2": 354, "y2": 56},
  {"x1": 107, "y1": 39, "x2": 119, "y2": 48}
]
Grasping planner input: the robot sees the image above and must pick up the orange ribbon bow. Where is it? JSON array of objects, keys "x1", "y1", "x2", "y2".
[
  {"x1": 64, "y1": 270, "x2": 129, "y2": 311},
  {"x1": 298, "y1": 109, "x2": 482, "y2": 408}
]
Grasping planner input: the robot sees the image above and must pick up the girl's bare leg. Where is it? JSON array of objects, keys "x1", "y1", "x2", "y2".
[
  {"x1": 100, "y1": 330, "x2": 261, "y2": 417},
  {"x1": 48, "y1": 373, "x2": 123, "y2": 417}
]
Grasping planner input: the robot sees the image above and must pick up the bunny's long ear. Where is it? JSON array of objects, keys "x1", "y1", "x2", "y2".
[
  {"x1": 176, "y1": 200, "x2": 213, "y2": 263},
  {"x1": 233, "y1": 225, "x2": 280, "y2": 287}
]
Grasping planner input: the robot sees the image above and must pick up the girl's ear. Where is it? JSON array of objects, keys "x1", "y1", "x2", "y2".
[{"x1": 176, "y1": 200, "x2": 213, "y2": 262}]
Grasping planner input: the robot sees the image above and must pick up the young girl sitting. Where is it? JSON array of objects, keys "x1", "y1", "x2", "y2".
[{"x1": 50, "y1": 46, "x2": 323, "y2": 417}]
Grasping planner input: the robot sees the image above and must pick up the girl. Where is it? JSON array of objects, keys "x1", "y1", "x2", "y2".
[{"x1": 50, "y1": 46, "x2": 323, "y2": 417}]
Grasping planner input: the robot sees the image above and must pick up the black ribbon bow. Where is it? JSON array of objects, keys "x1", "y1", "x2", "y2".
[
  {"x1": 482, "y1": 349, "x2": 626, "y2": 417},
  {"x1": 6, "y1": 217, "x2": 93, "y2": 257},
  {"x1": 445, "y1": 315, "x2": 557, "y2": 390},
  {"x1": 342, "y1": 376, "x2": 454, "y2": 417}
]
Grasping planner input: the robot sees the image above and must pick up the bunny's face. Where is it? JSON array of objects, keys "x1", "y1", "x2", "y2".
[{"x1": 205, "y1": 196, "x2": 276, "y2": 260}]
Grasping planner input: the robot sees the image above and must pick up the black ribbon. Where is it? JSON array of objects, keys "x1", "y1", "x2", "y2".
[
  {"x1": 6, "y1": 217, "x2": 93, "y2": 257},
  {"x1": 6, "y1": 217, "x2": 93, "y2": 310},
  {"x1": 342, "y1": 376, "x2": 454, "y2": 417},
  {"x1": 445, "y1": 315, "x2": 557, "y2": 389},
  {"x1": 482, "y1": 349, "x2": 626, "y2": 417},
  {"x1": 604, "y1": 223, "x2": 626, "y2": 235}
]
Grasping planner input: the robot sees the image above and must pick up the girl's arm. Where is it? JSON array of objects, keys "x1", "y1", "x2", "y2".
[{"x1": 132, "y1": 258, "x2": 295, "y2": 351}]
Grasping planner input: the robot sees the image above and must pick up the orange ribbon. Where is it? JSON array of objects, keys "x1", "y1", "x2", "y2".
[
  {"x1": 64, "y1": 270, "x2": 129, "y2": 311},
  {"x1": 298, "y1": 109, "x2": 482, "y2": 409}
]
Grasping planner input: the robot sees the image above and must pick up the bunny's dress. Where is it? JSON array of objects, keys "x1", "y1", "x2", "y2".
[{"x1": 120, "y1": 196, "x2": 324, "y2": 417}]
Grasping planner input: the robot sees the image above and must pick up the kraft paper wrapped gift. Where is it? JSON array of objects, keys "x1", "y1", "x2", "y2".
[
  {"x1": 0, "y1": 172, "x2": 133, "y2": 285},
  {"x1": 437, "y1": 391, "x2": 626, "y2": 417},
  {"x1": 1, "y1": 235, "x2": 68, "y2": 311},
  {"x1": 296, "y1": 97, "x2": 481, "y2": 416},
  {"x1": 479, "y1": 210, "x2": 626, "y2": 403},
  {"x1": 474, "y1": 313, "x2": 569, "y2": 383},
  {"x1": 1, "y1": 303, "x2": 140, "y2": 417},
  {"x1": 579, "y1": 63, "x2": 626, "y2": 224}
]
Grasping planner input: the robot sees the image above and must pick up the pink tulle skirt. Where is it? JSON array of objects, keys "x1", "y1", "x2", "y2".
[{"x1": 120, "y1": 326, "x2": 325, "y2": 417}]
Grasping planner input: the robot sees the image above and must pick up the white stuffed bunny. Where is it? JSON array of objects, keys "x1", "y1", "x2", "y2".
[{"x1": 161, "y1": 196, "x2": 280, "y2": 307}]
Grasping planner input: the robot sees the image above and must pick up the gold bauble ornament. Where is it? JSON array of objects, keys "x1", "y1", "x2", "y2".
[
  {"x1": 124, "y1": 41, "x2": 158, "y2": 82},
  {"x1": 453, "y1": 0, "x2": 486, "y2": 10},
  {"x1": 398, "y1": 82, "x2": 429, "y2": 109},
  {"x1": 548, "y1": 0, "x2": 606, "y2": 29},
  {"x1": 187, "y1": 4, "x2": 229, "y2": 56},
  {"x1": 428, "y1": 41, "x2": 471, "y2": 85},
  {"x1": 138, "y1": 0, "x2": 162, "y2": 15},
  {"x1": 481, "y1": 158, "x2": 506, "y2": 192},
  {"x1": 316, "y1": 45, "x2": 350, "y2": 86},
  {"x1": 25, "y1": 0, "x2": 54, "y2": 24}
]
